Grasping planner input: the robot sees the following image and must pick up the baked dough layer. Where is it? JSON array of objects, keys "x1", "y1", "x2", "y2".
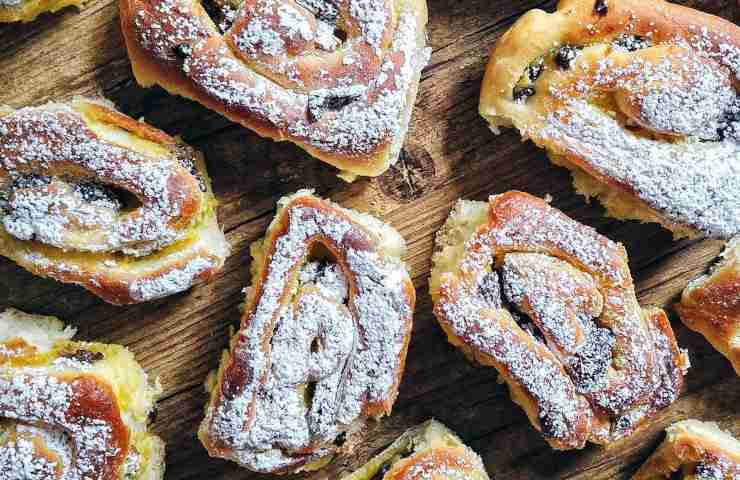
[
  {"x1": 0, "y1": 97, "x2": 229, "y2": 304},
  {"x1": 632, "y1": 419, "x2": 740, "y2": 479},
  {"x1": 480, "y1": 0, "x2": 740, "y2": 239},
  {"x1": 341, "y1": 419, "x2": 490, "y2": 480},
  {"x1": 431, "y1": 191, "x2": 689, "y2": 449},
  {"x1": 677, "y1": 238, "x2": 740, "y2": 376},
  {"x1": 199, "y1": 190, "x2": 415, "y2": 474},
  {"x1": 0, "y1": 307, "x2": 165, "y2": 479},
  {"x1": 120, "y1": 0, "x2": 431, "y2": 180}
]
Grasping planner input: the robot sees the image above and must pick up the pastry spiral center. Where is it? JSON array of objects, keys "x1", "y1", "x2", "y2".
[
  {"x1": 246, "y1": 260, "x2": 355, "y2": 457},
  {"x1": 500, "y1": 253, "x2": 616, "y2": 394},
  {"x1": 0, "y1": 108, "x2": 204, "y2": 257}
]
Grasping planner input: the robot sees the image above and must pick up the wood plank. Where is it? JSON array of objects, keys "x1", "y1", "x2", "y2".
[{"x1": 0, "y1": 0, "x2": 738, "y2": 478}]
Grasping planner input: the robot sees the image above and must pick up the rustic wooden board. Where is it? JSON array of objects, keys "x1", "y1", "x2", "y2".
[{"x1": 1, "y1": 0, "x2": 739, "y2": 478}]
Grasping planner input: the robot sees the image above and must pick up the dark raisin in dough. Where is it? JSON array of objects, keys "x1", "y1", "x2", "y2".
[
  {"x1": 594, "y1": 0, "x2": 608, "y2": 17},
  {"x1": 527, "y1": 57, "x2": 545, "y2": 83},
  {"x1": 554, "y1": 45, "x2": 580, "y2": 70},
  {"x1": 513, "y1": 86, "x2": 536, "y2": 103}
]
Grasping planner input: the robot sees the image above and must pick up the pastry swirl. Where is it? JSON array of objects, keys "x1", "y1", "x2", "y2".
[
  {"x1": 0, "y1": 308, "x2": 165, "y2": 479},
  {"x1": 119, "y1": 0, "x2": 431, "y2": 180},
  {"x1": 340, "y1": 420, "x2": 490, "y2": 480},
  {"x1": 632, "y1": 419, "x2": 740, "y2": 480},
  {"x1": 480, "y1": 0, "x2": 740, "y2": 239},
  {"x1": 0, "y1": 97, "x2": 229, "y2": 304},
  {"x1": 430, "y1": 191, "x2": 689, "y2": 450},
  {"x1": 198, "y1": 190, "x2": 415, "y2": 474},
  {"x1": 676, "y1": 237, "x2": 740, "y2": 376}
]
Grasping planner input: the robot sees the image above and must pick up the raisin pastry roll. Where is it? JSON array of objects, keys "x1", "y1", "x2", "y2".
[
  {"x1": 480, "y1": 0, "x2": 740, "y2": 239},
  {"x1": 430, "y1": 191, "x2": 690, "y2": 450},
  {"x1": 340, "y1": 420, "x2": 490, "y2": 480},
  {"x1": 632, "y1": 419, "x2": 740, "y2": 480},
  {"x1": 198, "y1": 190, "x2": 415, "y2": 474},
  {"x1": 119, "y1": 0, "x2": 431, "y2": 181},
  {"x1": 0, "y1": 97, "x2": 229, "y2": 305},
  {"x1": 676, "y1": 238, "x2": 740, "y2": 376},
  {"x1": 0, "y1": 307, "x2": 165, "y2": 479},
  {"x1": 0, "y1": 0, "x2": 84, "y2": 22}
]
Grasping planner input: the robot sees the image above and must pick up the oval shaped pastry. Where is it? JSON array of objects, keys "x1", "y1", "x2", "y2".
[
  {"x1": 632, "y1": 419, "x2": 740, "y2": 479},
  {"x1": 198, "y1": 190, "x2": 415, "y2": 473},
  {"x1": 119, "y1": 0, "x2": 430, "y2": 180},
  {"x1": 480, "y1": 0, "x2": 740, "y2": 239},
  {"x1": 0, "y1": 97, "x2": 229, "y2": 304},
  {"x1": 676, "y1": 237, "x2": 740, "y2": 376},
  {"x1": 430, "y1": 191, "x2": 690, "y2": 450},
  {"x1": 0, "y1": 307, "x2": 165, "y2": 479},
  {"x1": 340, "y1": 420, "x2": 490, "y2": 480},
  {"x1": 0, "y1": 0, "x2": 85, "y2": 22}
]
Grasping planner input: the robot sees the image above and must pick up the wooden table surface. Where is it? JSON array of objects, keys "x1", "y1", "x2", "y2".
[{"x1": 1, "y1": 0, "x2": 739, "y2": 478}]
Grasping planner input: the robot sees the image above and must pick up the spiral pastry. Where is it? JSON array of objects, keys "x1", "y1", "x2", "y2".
[
  {"x1": 0, "y1": 97, "x2": 229, "y2": 305},
  {"x1": 341, "y1": 420, "x2": 490, "y2": 480},
  {"x1": 198, "y1": 190, "x2": 415, "y2": 473},
  {"x1": 0, "y1": 308, "x2": 165, "y2": 479},
  {"x1": 0, "y1": 0, "x2": 84, "y2": 22},
  {"x1": 430, "y1": 191, "x2": 690, "y2": 450},
  {"x1": 676, "y1": 237, "x2": 740, "y2": 376},
  {"x1": 480, "y1": 0, "x2": 740, "y2": 239},
  {"x1": 119, "y1": 0, "x2": 430, "y2": 180},
  {"x1": 632, "y1": 419, "x2": 740, "y2": 480}
]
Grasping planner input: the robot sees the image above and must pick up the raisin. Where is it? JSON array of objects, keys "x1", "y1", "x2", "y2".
[
  {"x1": 527, "y1": 57, "x2": 545, "y2": 83},
  {"x1": 593, "y1": 0, "x2": 608, "y2": 17},
  {"x1": 173, "y1": 43, "x2": 193, "y2": 59},
  {"x1": 513, "y1": 86, "x2": 536, "y2": 103},
  {"x1": 554, "y1": 45, "x2": 581, "y2": 70},
  {"x1": 333, "y1": 431, "x2": 347, "y2": 447},
  {"x1": 61, "y1": 349, "x2": 105, "y2": 364},
  {"x1": 478, "y1": 272, "x2": 503, "y2": 308},
  {"x1": 307, "y1": 88, "x2": 363, "y2": 122}
]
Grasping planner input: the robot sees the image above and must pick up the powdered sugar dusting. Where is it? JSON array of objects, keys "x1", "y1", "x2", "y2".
[
  {"x1": 434, "y1": 193, "x2": 687, "y2": 448},
  {"x1": 522, "y1": 19, "x2": 740, "y2": 238},
  {"x1": 0, "y1": 104, "x2": 201, "y2": 256},
  {"x1": 129, "y1": 256, "x2": 216, "y2": 301},
  {"x1": 201, "y1": 193, "x2": 413, "y2": 472},
  {"x1": 130, "y1": 0, "x2": 429, "y2": 169},
  {"x1": 0, "y1": 374, "x2": 121, "y2": 479}
]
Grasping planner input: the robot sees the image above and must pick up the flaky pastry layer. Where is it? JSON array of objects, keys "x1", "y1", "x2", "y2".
[
  {"x1": 0, "y1": 97, "x2": 229, "y2": 304},
  {"x1": 430, "y1": 191, "x2": 689, "y2": 450},
  {"x1": 676, "y1": 238, "x2": 740, "y2": 376},
  {"x1": 340, "y1": 419, "x2": 490, "y2": 480},
  {"x1": 0, "y1": 307, "x2": 165, "y2": 479},
  {"x1": 198, "y1": 190, "x2": 415, "y2": 474},
  {"x1": 632, "y1": 419, "x2": 740, "y2": 479},
  {"x1": 119, "y1": 0, "x2": 430, "y2": 179},
  {"x1": 480, "y1": 0, "x2": 740, "y2": 239}
]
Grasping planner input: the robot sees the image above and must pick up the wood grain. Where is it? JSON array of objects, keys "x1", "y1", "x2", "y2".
[{"x1": 1, "y1": 0, "x2": 739, "y2": 478}]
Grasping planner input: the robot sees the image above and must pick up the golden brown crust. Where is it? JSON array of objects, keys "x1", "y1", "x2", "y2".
[
  {"x1": 430, "y1": 191, "x2": 689, "y2": 450},
  {"x1": 198, "y1": 190, "x2": 415, "y2": 474},
  {"x1": 479, "y1": 0, "x2": 740, "y2": 239},
  {"x1": 0, "y1": 97, "x2": 229, "y2": 305},
  {"x1": 340, "y1": 420, "x2": 490, "y2": 480},
  {"x1": 119, "y1": 0, "x2": 430, "y2": 179},
  {"x1": 0, "y1": 308, "x2": 165, "y2": 479},
  {"x1": 676, "y1": 238, "x2": 740, "y2": 376},
  {"x1": 632, "y1": 419, "x2": 740, "y2": 479}
]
